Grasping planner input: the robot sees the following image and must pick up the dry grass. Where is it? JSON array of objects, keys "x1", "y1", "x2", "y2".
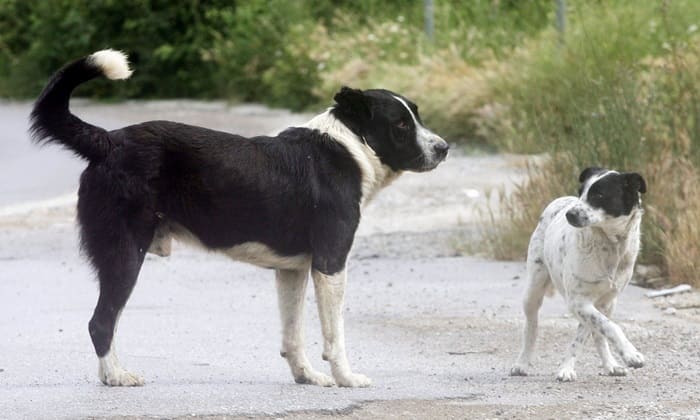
[{"x1": 307, "y1": 17, "x2": 508, "y2": 144}]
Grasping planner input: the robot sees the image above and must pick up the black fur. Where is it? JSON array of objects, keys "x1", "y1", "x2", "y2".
[
  {"x1": 578, "y1": 167, "x2": 647, "y2": 217},
  {"x1": 29, "y1": 53, "x2": 447, "y2": 363}
]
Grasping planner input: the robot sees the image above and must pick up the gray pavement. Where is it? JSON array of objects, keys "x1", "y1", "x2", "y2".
[
  {"x1": 2, "y1": 225, "x2": 700, "y2": 419},
  {"x1": 1, "y1": 101, "x2": 700, "y2": 419}
]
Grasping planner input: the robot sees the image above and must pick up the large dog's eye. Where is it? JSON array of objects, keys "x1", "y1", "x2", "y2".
[
  {"x1": 396, "y1": 120, "x2": 409, "y2": 130},
  {"x1": 589, "y1": 192, "x2": 604, "y2": 202}
]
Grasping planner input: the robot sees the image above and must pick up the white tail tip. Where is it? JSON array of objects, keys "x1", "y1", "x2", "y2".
[{"x1": 88, "y1": 49, "x2": 133, "y2": 80}]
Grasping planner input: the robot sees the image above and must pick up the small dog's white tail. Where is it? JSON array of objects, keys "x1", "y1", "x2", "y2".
[{"x1": 88, "y1": 49, "x2": 133, "y2": 80}]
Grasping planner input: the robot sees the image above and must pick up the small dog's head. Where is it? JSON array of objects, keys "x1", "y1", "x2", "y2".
[
  {"x1": 331, "y1": 87, "x2": 449, "y2": 172},
  {"x1": 566, "y1": 167, "x2": 647, "y2": 228}
]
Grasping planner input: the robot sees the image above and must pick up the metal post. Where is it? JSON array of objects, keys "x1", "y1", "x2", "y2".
[
  {"x1": 425, "y1": 0, "x2": 434, "y2": 41},
  {"x1": 556, "y1": 0, "x2": 566, "y2": 47}
]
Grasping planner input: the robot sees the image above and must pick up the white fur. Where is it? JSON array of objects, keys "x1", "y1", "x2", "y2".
[
  {"x1": 511, "y1": 185, "x2": 644, "y2": 381},
  {"x1": 167, "y1": 222, "x2": 310, "y2": 270},
  {"x1": 97, "y1": 311, "x2": 144, "y2": 386},
  {"x1": 312, "y1": 269, "x2": 372, "y2": 387},
  {"x1": 392, "y1": 95, "x2": 448, "y2": 168},
  {"x1": 224, "y1": 242, "x2": 310, "y2": 270},
  {"x1": 303, "y1": 110, "x2": 398, "y2": 204},
  {"x1": 88, "y1": 49, "x2": 133, "y2": 80},
  {"x1": 276, "y1": 268, "x2": 335, "y2": 386}
]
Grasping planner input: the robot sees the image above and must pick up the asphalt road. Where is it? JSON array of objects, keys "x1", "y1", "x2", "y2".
[
  {"x1": 1, "y1": 100, "x2": 699, "y2": 419},
  {"x1": 2, "y1": 225, "x2": 699, "y2": 420}
]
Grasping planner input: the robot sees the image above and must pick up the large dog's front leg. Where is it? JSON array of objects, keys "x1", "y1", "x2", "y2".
[
  {"x1": 276, "y1": 268, "x2": 335, "y2": 386},
  {"x1": 312, "y1": 269, "x2": 371, "y2": 387}
]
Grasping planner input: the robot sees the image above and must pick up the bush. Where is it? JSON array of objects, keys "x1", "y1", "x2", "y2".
[
  {"x1": 0, "y1": 0, "x2": 552, "y2": 113},
  {"x1": 483, "y1": 0, "x2": 700, "y2": 285}
]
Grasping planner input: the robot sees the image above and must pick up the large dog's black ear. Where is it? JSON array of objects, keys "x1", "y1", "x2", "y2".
[
  {"x1": 579, "y1": 166, "x2": 606, "y2": 183},
  {"x1": 334, "y1": 86, "x2": 371, "y2": 119},
  {"x1": 624, "y1": 172, "x2": 647, "y2": 194}
]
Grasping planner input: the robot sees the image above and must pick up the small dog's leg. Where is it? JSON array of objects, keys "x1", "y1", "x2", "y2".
[
  {"x1": 595, "y1": 300, "x2": 626, "y2": 376},
  {"x1": 593, "y1": 332, "x2": 627, "y2": 376},
  {"x1": 276, "y1": 268, "x2": 335, "y2": 387},
  {"x1": 312, "y1": 269, "x2": 371, "y2": 387},
  {"x1": 556, "y1": 323, "x2": 588, "y2": 382},
  {"x1": 511, "y1": 258, "x2": 550, "y2": 376},
  {"x1": 572, "y1": 303, "x2": 644, "y2": 369}
]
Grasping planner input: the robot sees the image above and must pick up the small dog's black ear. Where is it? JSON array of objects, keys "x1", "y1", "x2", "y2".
[
  {"x1": 625, "y1": 172, "x2": 647, "y2": 194},
  {"x1": 334, "y1": 86, "x2": 371, "y2": 119},
  {"x1": 579, "y1": 166, "x2": 606, "y2": 183}
]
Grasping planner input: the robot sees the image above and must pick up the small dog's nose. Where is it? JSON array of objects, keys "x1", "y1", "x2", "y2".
[{"x1": 565, "y1": 210, "x2": 581, "y2": 227}]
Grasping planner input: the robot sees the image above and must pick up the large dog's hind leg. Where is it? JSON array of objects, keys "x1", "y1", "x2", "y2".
[
  {"x1": 80, "y1": 189, "x2": 154, "y2": 386},
  {"x1": 276, "y1": 268, "x2": 335, "y2": 386},
  {"x1": 312, "y1": 269, "x2": 371, "y2": 387},
  {"x1": 87, "y1": 236, "x2": 147, "y2": 386}
]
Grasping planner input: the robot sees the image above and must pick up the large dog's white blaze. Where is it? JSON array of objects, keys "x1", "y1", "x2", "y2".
[
  {"x1": 88, "y1": 49, "x2": 133, "y2": 80},
  {"x1": 304, "y1": 110, "x2": 398, "y2": 204},
  {"x1": 391, "y1": 95, "x2": 448, "y2": 165},
  {"x1": 97, "y1": 311, "x2": 144, "y2": 386},
  {"x1": 312, "y1": 269, "x2": 372, "y2": 387}
]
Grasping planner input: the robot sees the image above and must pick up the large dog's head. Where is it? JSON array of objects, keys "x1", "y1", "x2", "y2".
[
  {"x1": 331, "y1": 87, "x2": 449, "y2": 172},
  {"x1": 565, "y1": 167, "x2": 647, "y2": 228}
]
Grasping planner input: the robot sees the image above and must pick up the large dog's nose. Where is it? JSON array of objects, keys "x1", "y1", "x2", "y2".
[
  {"x1": 433, "y1": 140, "x2": 449, "y2": 160},
  {"x1": 433, "y1": 137, "x2": 450, "y2": 161}
]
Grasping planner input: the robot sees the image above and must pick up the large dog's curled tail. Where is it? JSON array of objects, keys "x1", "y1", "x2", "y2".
[{"x1": 30, "y1": 49, "x2": 132, "y2": 161}]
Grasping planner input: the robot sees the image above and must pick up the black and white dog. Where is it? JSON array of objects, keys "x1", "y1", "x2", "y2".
[
  {"x1": 30, "y1": 50, "x2": 449, "y2": 387},
  {"x1": 510, "y1": 167, "x2": 646, "y2": 381}
]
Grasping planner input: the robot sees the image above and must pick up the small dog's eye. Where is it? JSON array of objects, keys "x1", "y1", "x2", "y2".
[{"x1": 396, "y1": 120, "x2": 409, "y2": 130}]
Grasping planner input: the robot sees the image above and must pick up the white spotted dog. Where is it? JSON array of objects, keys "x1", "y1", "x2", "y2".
[
  {"x1": 510, "y1": 167, "x2": 647, "y2": 382},
  {"x1": 30, "y1": 50, "x2": 449, "y2": 387}
]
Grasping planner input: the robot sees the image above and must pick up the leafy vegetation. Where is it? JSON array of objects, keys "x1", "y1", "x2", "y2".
[{"x1": 2, "y1": 0, "x2": 700, "y2": 284}]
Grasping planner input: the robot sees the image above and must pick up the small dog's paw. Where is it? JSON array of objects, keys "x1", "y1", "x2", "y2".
[
  {"x1": 510, "y1": 365, "x2": 529, "y2": 376},
  {"x1": 622, "y1": 351, "x2": 645, "y2": 368},
  {"x1": 335, "y1": 372, "x2": 372, "y2": 388},
  {"x1": 602, "y1": 365, "x2": 627, "y2": 377},
  {"x1": 556, "y1": 367, "x2": 577, "y2": 382},
  {"x1": 294, "y1": 370, "x2": 336, "y2": 387},
  {"x1": 100, "y1": 369, "x2": 145, "y2": 387}
]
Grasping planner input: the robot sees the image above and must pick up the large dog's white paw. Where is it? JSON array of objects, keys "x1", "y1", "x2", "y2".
[
  {"x1": 622, "y1": 350, "x2": 645, "y2": 368},
  {"x1": 294, "y1": 369, "x2": 336, "y2": 387},
  {"x1": 99, "y1": 367, "x2": 145, "y2": 387},
  {"x1": 556, "y1": 366, "x2": 577, "y2": 382},
  {"x1": 510, "y1": 364, "x2": 529, "y2": 376},
  {"x1": 335, "y1": 372, "x2": 372, "y2": 388}
]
